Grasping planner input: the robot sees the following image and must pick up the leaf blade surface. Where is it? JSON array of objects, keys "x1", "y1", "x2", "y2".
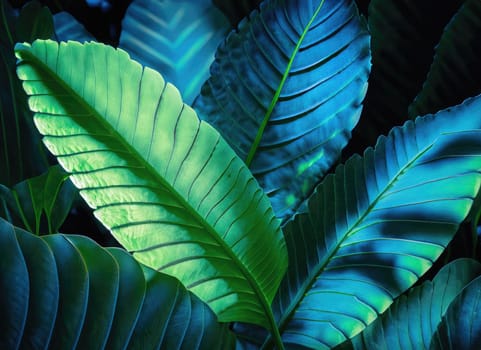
[{"x1": 15, "y1": 39, "x2": 287, "y2": 328}]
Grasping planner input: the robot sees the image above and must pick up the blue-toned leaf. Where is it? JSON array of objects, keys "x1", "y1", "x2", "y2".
[
  {"x1": 348, "y1": 0, "x2": 463, "y2": 151},
  {"x1": 194, "y1": 0, "x2": 370, "y2": 222},
  {"x1": 343, "y1": 258, "x2": 481, "y2": 350},
  {"x1": 267, "y1": 94, "x2": 481, "y2": 349},
  {"x1": 54, "y1": 12, "x2": 95, "y2": 42},
  {"x1": 0, "y1": 1, "x2": 52, "y2": 186},
  {"x1": 408, "y1": 0, "x2": 481, "y2": 119},
  {"x1": 0, "y1": 218, "x2": 29, "y2": 349},
  {"x1": 430, "y1": 275, "x2": 481, "y2": 350},
  {"x1": 0, "y1": 165, "x2": 76, "y2": 234},
  {"x1": 119, "y1": 0, "x2": 230, "y2": 104},
  {"x1": 0, "y1": 217, "x2": 235, "y2": 349}
]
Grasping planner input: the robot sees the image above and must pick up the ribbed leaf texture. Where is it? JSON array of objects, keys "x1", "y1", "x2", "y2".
[
  {"x1": 194, "y1": 0, "x2": 370, "y2": 222},
  {"x1": 408, "y1": 0, "x2": 481, "y2": 119},
  {"x1": 54, "y1": 12, "x2": 95, "y2": 42},
  {"x1": 342, "y1": 258, "x2": 481, "y2": 350},
  {"x1": 430, "y1": 275, "x2": 481, "y2": 350},
  {"x1": 212, "y1": 0, "x2": 262, "y2": 27},
  {"x1": 347, "y1": 0, "x2": 463, "y2": 152},
  {"x1": 0, "y1": 1, "x2": 52, "y2": 186},
  {"x1": 0, "y1": 218, "x2": 234, "y2": 350},
  {"x1": 0, "y1": 165, "x2": 76, "y2": 234},
  {"x1": 119, "y1": 0, "x2": 230, "y2": 104},
  {"x1": 268, "y1": 94, "x2": 481, "y2": 349},
  {"x1": 15, "y1": 39, "x2": 287, "y2": 329}
]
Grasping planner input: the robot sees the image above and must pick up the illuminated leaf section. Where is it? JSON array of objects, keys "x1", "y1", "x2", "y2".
[
  {"x1": 270, "y1": 95, "x2": 481, "y2": 349},
  {"x1": 15, "y1": 40, "x2": 287, "y2": 329}
]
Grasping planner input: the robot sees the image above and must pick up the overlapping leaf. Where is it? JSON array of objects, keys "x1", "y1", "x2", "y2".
[
  {"x1": 194, "y1": 0, "x2": 370, "y2": 222},
  {"x1": 408, "y1": 0, "x2": 481, "y2": 119},
  {"x1": 347, "y1": 0, "x2": 463, "y2": 152},
  {"x1": 267, "y1": 95, "x2": 481, "y2": 349},
  {"x1": 0, "y1": 1, "x2": 52, "y2": 186},
  {"x1": 119, "y1": 0, "x2": 230, "y2": 104},
  {"x1": 0, "y1": 165, "x2": 76, "y2": 234},
  {"x1": 0, "y1": 217, "x2": 234, "y2": 349},
  {"x1": 430, "y1": 275, "x2": 481, "y2": 350},
  {"x1": 15, "y1": 39, "x2": 287, "y2": 329},
  {"x1": 54, "y1": 12, "x2": 95, "y2": 42},
  {"x1": 342, "y1": 258, "x2": 481, "y2": 350}
]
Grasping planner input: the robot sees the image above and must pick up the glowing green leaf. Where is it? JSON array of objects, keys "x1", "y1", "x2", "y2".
[{"x1": 14, "y1": 39, "x2": 287, "y2": 332}]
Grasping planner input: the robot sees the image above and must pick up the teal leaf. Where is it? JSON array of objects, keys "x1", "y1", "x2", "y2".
[
  {"x1": 0, "y1": 165, "x2": 76, "y2": 234},
  {"x1": 0, "y1": 0, "x2": 52, "y2": 186},
  {"x1": 348, "y1": 0, "x2": 464, "y2": 151},
  {"x1": 0, "y1": 217, "x2": 235, "y2": 349},
  {"x1": 212, "y1": 0, "x2": 262, "y2": 27},
  {"x1": 268, "y1": 95, "x2": 481, "y2": 349},
  {"x1": 430, "y1": 275, "x2": 481, "y2": 350},
  {"x1": 15, "y1": 39, "x2": 287, "y2": 332},
  {"x1": 194, "y1": 0, "x2": 370, "y2": 222},
  {"x1": 54, "y1": 12, "x2": 95, "y2": 42},
  {"x1": 119, "y1": 0, "x2": 230, "y2": 104},
  {"x1": 343, "y1": 258, "x2": 481, "y2": 350},
  {"x1": 408, "y1": 0, "x2": 481, "y2": 119}
]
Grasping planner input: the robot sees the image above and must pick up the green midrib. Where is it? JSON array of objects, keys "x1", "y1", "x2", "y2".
[
  {"x1": 17, "y1": 46, "x2": 278, "y2": 332},
  {"x1": 262, "y1": 141, "x2": 434, "y2": 349},
  {"x1": 245, "y1": 0, "x2": 326, "y2": 167}
]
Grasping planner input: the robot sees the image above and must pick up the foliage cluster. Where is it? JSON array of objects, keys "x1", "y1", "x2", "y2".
[{"x1": 2, "y1": 0, "x2": 481, "y2": 349}]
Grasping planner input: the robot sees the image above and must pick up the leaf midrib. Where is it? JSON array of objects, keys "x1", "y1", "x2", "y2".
[
  {"x1": 17, "y1": 44, "x2": 275, "y2": 327},
  {"x1": 245, "y1": 0, "x2": 327, "y2": 166},
  {"x1": 262, "y1": 138, "x2": 435, "y2": 348}
]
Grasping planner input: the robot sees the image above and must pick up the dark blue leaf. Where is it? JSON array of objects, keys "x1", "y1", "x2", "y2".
[{"x1": 195, "y1": 0, "x2": 370, "y2": 222}]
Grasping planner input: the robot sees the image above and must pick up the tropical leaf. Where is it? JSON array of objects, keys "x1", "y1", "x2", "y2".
[
  {"x1": 194, "y1": 0, "x2": 370, "y2": 222},
  {"x1": 341, "y1": 258, "x2": 481, "y2": 350},
  {"x1": 346, "y1": 0, "x2": 464, "y2": 153},
  {"x1": 15, "y1": 39, "x2": 287, "y2": 333},
  {"x1": 119, "y1": 0, "x2": 230, "y2": 104},
  {"x1": 429, "y1": 275, "x2": 481, "y2": 350},
  {"x1": 0, "y1": 217, "x2": 234, "y2": 349},
  {"x1": 264, "y1": 94, "x2": 481, "y2": 349},
  {"x1": 212, "y1": 0, "x2": 262, "y2": 27},
  {"x1": 54, "y1": 11, "x2": 95, "y2": 42},
  {"x1": 408, "y1": 0, "x2": 481, "y2": 119},
  {"x1": 0, "y1": 0, "x2": 52, "y2": 186},
  {"x1": 0, "y1": 165, "x2": 76, "y2": 234}
]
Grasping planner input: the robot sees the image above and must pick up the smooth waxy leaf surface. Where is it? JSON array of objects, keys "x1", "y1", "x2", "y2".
[
  {"x1": 0, "y1": 165, "x2": 76, "y2": 234},
  {"x1": 430, "y1": 275, "x2": 481, "y2": 350},
  {"x1": 0, "y1": 218, "x2": 234, "y2": 349},
  {"x1": 0, "y1": 0, "x2": 52, "y2": 186},
  {"x1": 119, "y1": 0, "x2": 230, "y2": 104},
  {"x1": 267, "y1": 95, "x2": 481, "y2": 349},
  {"x1": 15, "y1": 39, "x2": 287, "y2": 329},
  {"x1": 408, "y1": 0, "x2": 481, "y2": 119},
  {"x1": 195, "y1": 0, "x2": 370, "y2": 222},
  {"x1": 348, "y1": 0, "x2": 463, "y2": 151},
  {"x1": 343, "y1": 258, "x2": 481, "y2": 350}
]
